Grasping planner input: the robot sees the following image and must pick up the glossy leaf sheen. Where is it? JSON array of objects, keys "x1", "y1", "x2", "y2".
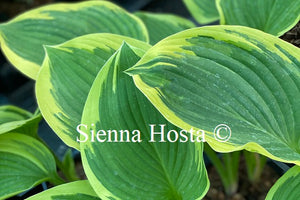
[
  {"x1": 266, "y1": 166, "x2": 300, "y2": 200},
  {"x1": 135, "y1": 11, "x2": 195, "y2": 45},
  {"x1": 0, "y1": 105, "x2": 41, "y2": 136},
  {"x1": 128, "y1": 26, "x2": 300, "y2": 165},
  {"x1": 36, "y1": 33, "x2": 151, "y2": 150},
  {"x1": 0, "y1": 133, "x2": 58, "y2": 199},
  {"x1": 26, "y1": 181, "x2": 99, "y2": 200},
  {"x1": 217, "y1": 0, "x2": 300, "y2": 36},
  {"x1": 81, "y1": 43, "x2": 209, "y2": 199},
  {"x1": 183, "y1": 0, "x2": 219, "y2": 24},
  {"x1": 0, "y1": 1, "x2": 148, "y2": 79}
]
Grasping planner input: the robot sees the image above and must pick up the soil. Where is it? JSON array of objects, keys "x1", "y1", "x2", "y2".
[{"x1": 203, "y1": 156, "x2": 280, "y2": 200}]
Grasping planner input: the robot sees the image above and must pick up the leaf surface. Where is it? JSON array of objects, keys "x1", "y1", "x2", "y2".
[
  {"x1": 26, "y1": 180, "x2": 99, "y2": 200},
  {"x1": 0, "y1": 105, "x2": 41, "y2": 137},
  {"x1": 36, "y1": 33, "x2": 151, "y2": 150},
  {"x1": 0, "y1": 133, "x2": 59, "y2": 199},
  {"x1": 0, "y1": 1, "x2": 148, "y2": 79},
  {"x1": 183, "y1": 0, "x2": 219, "y2": 24},
  {"x1": 128, "y1": 25, "x2": 300, "y2": 165},
  {"x1": 135, "y1": 11, "x2": 195, "y2": 44},
  {"x1": 266, "y1": 166, "x2": 300, "y2": 200},
  {"x1": 217, "y1": 0, "x2": 300, "y2": 36},
  {"x1": 80, "y1": 43, "x2": 209, "y2": 199}
]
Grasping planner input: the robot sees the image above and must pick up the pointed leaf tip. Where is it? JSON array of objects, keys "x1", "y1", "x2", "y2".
[
  {"x1": 36, "y1": 34, "x2": 150, "y2": 150},
  {"x1": 43, "y1": 45, "x2": 59, "y2": 55},
  {"x1": 130, "y1": 26, "x2": 300, "y2": 165},
  {"x1": 43, "y1": 45, "x2": 52, "y2": 50},
  {"x1": 120, "y1": 41, "x2": 131, "y2": 49},
  {"x1": 123, "y1": 66, "x2": 137, "y2": 76},
  {"x1": 80, "y1": 37, "x2": 208, "y2": 199},
  {"x1": 123, "y1": 60, "x2": 144, "y2": 76},
  {"x1": 117, "y1": 41, "x2": 136, "y2": 58}
]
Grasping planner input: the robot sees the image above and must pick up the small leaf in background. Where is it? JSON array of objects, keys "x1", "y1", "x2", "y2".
[
  {"x1": 81, "y1": 42, "x2": 209, "y2": 199},
  {"x1": 0, "y1": 133, "x2": 62, "y2": 199},
  {"x1": 127, "y1": 26, "x2": 300, "y2": 165},
  {"x1": 216, "y1": 0, "x2": 300, "y2": 36},
  {"x1": 36, "y1": 33, "x2": 151, "y2": 150},
  {"x1": 135, "y1": 11, "x2": 195, "y2": 45},
  {"x1": 61, "y1": 149, "x2": 79, "y2": 182},
  {"x1": 0, "y1": 105, "x2": 42, "y2": 137},
  {"x1": 26, "y1": 180, "x2": 99, "y2": 200},
  {"x1": 243, "y1": 151, "x2": 267, "y2": 183},
  {"x1": 0, "y1": 1, "x2": 148, "y2": 79},
  {"x1": 183, "y1": 0, "x2": 219, "y2": 24},
  {"x1": 266, "y1": 165, "x2": 300, "y2": 200}
]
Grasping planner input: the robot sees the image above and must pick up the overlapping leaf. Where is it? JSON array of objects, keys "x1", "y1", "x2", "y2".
[
  {"x1": 266, "y1": 166, "x2": 300, "y2": 200},
  {"x1": 135, "y1": 11, "x2": 195, "y2": 44},
  {"x1": 26, "y1": 180, "x2": 99, "y2": 200},
  {"x1": 80, "y1": 43, "x2": 209, "y2": 199},
  {"x1": 36, "y1": 33, "x2": 151, "y2": 150},
  {"x1": 0, "y1": 1, "x2": 148, "y2": 79},
  {"x1": 0, "y1": 133, "x2": 60, "y2": 199},
  {"x1": 128, "y1": 26, "x2": 300, "y2": 165},
  {"x1": 183, "y1": 0, "x2": 219, "y2": 24},
  {"x1": 0, "y1": 105, "x2": 42, "y2": 137},
  {"x1": 216, "y1": 0, "x2": 300, "y2": 36}
]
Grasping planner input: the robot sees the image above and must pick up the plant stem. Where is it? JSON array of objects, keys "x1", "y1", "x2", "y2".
[
  {"x1": 223, "y1": 151, "x2": 240, "y2": 195},
  {"x1": 204, "y1": 144, "x2": 240, "y2": 196},
  {"x1": 244, "y1": 151, "x2": 267, "y2": 183},
  {"x1": 37, "y1": 136, "x2": 80, "y2": 182},
  {"x1": 49, "y1": 173, "x2": 66, "y2": 186}
]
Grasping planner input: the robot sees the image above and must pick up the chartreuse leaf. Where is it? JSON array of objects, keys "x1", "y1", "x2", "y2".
[
  {"x1": 183, "y1": 0, "x2": 219, "y2": 24},
  {"x1": 0, "y1": 133, "x2": 61, "y2": 199},
  {"x1": 26, "y1": 180, "x2": 99, "y2": 200},
  {"x1": 0, "y1": 105, "x2": 42, "y2": 137},
  {"x1": 135, "y1": 11, "x2": 195, "y2": 45},
  {"x1": 266, "y1": 166, "x2": 300, "y2": 200},
  {"x1": 0, "y1": 105, "x2": 31, "y2": 124},
  {"x1": 61, "y1": 149, "x2": 79, "y2": 182},
  {"x1": 36, "y1": 33, "x2": 151, "y2": 150},
  {"x1": 0, "y1": 1, "x2": 148, "y2": 79},
  {"x1": 127, "y1": 26, "x2": 300, "y2": 165},
  {"x1": 216, "y1": 0, "x2": 300, "y2": 36},
  {"x1": 80, "y1": 42, "x2": 209, "y2": 200}
]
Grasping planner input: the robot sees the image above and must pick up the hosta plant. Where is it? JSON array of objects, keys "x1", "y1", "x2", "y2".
[
  {"x1": 0, "y1": 0, "x2": 299, "y2": 199},
  {"x1": 0, "y1": 105, "x2": 79, "y2": 199},
  {"x1": 184, "y1": 0, "x2": 300, "y2": 36}
]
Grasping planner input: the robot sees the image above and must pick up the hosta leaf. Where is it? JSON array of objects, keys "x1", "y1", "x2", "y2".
[
  {"x1": 183, "y1": 0, "x2": 219, "y2": 24},
  {"x1": 266, "y1": 166, "x2": 300, "y2": 200},
  {"x1": 216, "y1": 0, "x2": 300, "y2": 36},
  {"x1": 0, "y1": 133, "x2": 60, "y2": 199},
  {"x1": 135, "y1": 11, "x2": 195, "y2": 45},
  {"x1": 36, "y1": 33, "x2": 151, "y2": 150},
  {"x1": 61, "y1": 149, "x2": 79, "y2": 182},
  {"x1": 81, "y1": 42, "x2": 209, "y2": 199},
  {"x1": 0, "y1": 105, "x2": 42, "y2": 137},
  {"x1": 26, "y1": 180, "x2": 99, "y2": 200},
  {"x1": 127, "y1": 26, "x2": 300, "y2": 165},
  {"x1": 0, "y1": 1, "x2": 148, "y2": 79}
]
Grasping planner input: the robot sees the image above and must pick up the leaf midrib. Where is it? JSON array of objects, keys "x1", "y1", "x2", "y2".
[{"x1": 132, "y1": 87, "x2": 182, "y2": 200}]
